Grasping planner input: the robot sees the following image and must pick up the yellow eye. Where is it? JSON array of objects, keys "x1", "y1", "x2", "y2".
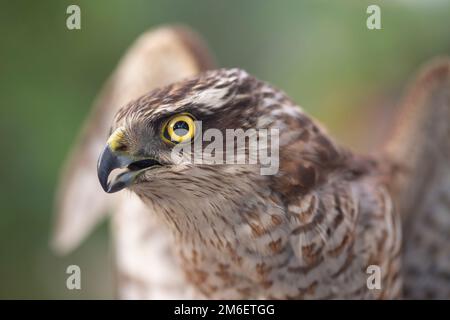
[{"x1": 162, "y1": 114, "x2": 196, "y2": 144}]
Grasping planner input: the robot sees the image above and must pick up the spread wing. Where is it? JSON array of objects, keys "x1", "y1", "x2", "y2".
[
  {"x1": 52, "y1": 26, "x2": 215, "y2": 254},
  {"x1": 383, "y1": 58, "x2": 450, "y2": 298}
]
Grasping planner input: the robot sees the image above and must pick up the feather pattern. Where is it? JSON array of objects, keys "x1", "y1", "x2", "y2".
[{"x1": 55, "y1": 26, "x2": 449, "y2": 299}]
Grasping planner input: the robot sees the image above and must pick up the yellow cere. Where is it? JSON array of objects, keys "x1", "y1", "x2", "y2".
[
  {"x1": 107, "y1": 127, "x2": 126, "y2": 151},
  {"x1": 165, "y1": 114, "x2": 195, "y2": 143}
]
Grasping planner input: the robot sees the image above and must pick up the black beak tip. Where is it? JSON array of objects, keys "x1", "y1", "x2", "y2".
[
  {"x1": 97, "y1": 145, "x2": 121, "y2": 193},
  {"x1": 98, "y1": 169, "x2": 112, "y2": 193},
  {"x1": 97, "y1": 144, "x2": 159, "y2": 194}
]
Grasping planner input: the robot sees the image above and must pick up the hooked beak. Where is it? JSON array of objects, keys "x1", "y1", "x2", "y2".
[{"x1": 97, "y1": 145, "x2": 161, "y2": 193}]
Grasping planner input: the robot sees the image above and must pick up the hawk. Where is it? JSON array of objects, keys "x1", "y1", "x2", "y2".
[{"x1": 53, "y1": 26, "x2": 450, "y2": 299}]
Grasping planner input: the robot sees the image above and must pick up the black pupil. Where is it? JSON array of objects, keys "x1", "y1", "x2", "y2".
[{"x1": 173, "y1": 121, "x2": 189, "y2": 136}]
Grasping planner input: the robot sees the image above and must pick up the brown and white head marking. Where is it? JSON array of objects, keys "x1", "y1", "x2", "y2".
[{"x1": 99, "y1": 67, "x2": 349, "y2": 247}]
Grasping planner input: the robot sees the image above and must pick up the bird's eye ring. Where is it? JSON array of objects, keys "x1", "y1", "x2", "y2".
[{"x1": 162, "y1": 113, "x2": 196, "y2": 144}]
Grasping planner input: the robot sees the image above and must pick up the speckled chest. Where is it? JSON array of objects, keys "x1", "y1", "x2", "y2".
[{"x1": 174, "y1": 177, "x2": 402, "y2": 299}]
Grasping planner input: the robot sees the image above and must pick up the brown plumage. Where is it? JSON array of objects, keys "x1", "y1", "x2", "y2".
[
  {"x1": 53, "y1": 27, "x2": 450, "y2": 299},
  {"x1": 96, "y1": 67, "x2": 402, "y2": 299}
]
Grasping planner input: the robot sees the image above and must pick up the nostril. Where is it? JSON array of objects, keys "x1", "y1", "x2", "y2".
[
  {"x1": 115, "y1": 144, "x2": 128, "y2": 152},
  {"x1": 127, "y1": 159, "x2": 161, "y2": 171}
]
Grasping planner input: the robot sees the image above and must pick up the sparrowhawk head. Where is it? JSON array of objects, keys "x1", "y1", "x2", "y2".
[
  {"x1": 97, "y1": 68, "x2": 344, "y2": 231},
  {"x1": 98, "y1": 69, "x2": 268, "y2": 193}
]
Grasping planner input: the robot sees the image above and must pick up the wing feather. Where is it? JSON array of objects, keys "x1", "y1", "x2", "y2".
[
  {"x1": 383, "y1": 57, "x2": 450, "y2": 298},
  {"x1": 52, "y1": 26, "x2": 215, "y2": 254}
]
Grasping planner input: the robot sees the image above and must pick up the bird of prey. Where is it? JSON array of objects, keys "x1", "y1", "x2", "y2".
[{"x1": 53, "y1": 26, "x2": 450, "y2": 299}]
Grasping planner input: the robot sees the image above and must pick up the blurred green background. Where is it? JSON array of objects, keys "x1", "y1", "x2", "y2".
[{"x1": 0, "y1": 0, "x2": 449, "y2": 299}]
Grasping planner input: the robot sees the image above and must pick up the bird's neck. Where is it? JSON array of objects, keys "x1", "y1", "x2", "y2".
[
  {"x1": 170, "y1": 188, "x2": 291, "y2": 298},
  {"x1": 135, "y1": 169, "x2": 293, "y2": 298}
]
